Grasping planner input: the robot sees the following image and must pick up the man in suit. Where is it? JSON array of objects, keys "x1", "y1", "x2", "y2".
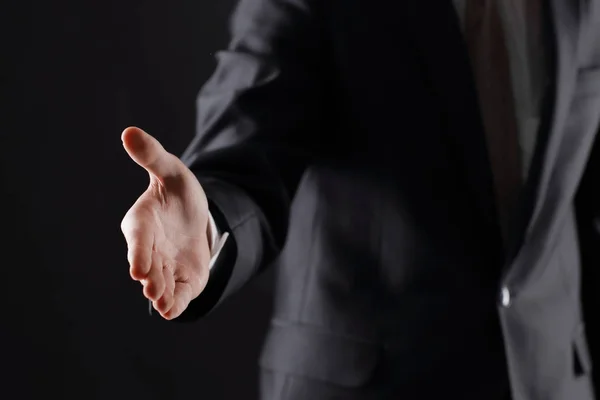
[{"x1": 120, "y1": 0, "x2": 600, "y2": 398}]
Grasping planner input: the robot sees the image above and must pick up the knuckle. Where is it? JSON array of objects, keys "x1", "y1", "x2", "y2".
[
  {"x1": 120, "y1": 213, "x2": 131, "y2": 234},
  {"x1": 121, "y1": 207, "x2": 142, "y2": 235}
]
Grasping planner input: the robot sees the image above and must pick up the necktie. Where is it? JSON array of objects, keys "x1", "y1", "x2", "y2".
[{"x1": 465, "y1": 0, "x2": 522, "y2": 245}]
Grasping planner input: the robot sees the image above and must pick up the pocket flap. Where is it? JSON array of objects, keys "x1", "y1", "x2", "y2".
[{"x1": 259, "y1": 321, "x2": 382, "y2": 388}]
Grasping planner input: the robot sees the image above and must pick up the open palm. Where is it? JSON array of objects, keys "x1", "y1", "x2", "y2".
[{"x1": 121, "y1": 127, "x2": 211, "y2": 320}]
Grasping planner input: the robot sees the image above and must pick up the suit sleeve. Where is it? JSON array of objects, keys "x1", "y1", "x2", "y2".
[{"x1": 173, "y1": 0, "x2": 330, "y2": 320}]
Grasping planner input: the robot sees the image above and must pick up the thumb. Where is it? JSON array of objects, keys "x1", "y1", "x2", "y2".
[{"x1": 121, "y1": 127, "x2": 181, "y2": 180}]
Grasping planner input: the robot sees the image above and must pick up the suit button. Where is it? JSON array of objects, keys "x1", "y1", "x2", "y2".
[{"x1": 500, "y1": 287, "x2": 512, "y2": 308}]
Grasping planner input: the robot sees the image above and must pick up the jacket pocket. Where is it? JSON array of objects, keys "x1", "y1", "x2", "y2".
[{"x1": 259, "y1": 321, "x2": 382, "y2": 388}]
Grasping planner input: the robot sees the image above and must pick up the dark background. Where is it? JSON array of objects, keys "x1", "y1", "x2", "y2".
[{"x1": 1, "y1": 1, "x2": 274, "y2": 399}]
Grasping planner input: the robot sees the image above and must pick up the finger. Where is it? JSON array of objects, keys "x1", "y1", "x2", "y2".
[
  {"x1": 128, "y1": 244, "x2": 152, "y2": 281},
  {"x1": 143, "y1": 254, "x2": 166, "y2": 301},
  {"x1": 154, "y1": 264, "x2": 175, "y2": 315},
  {"x1": 121, "y1": 214, "x2": 153, "y2": 281},
  {"x1": 121, "y1": 126, "x2": 181, "y2": 180},
  {"x1": 164, "y1": 282, "x2": 193, "y2": 320}
]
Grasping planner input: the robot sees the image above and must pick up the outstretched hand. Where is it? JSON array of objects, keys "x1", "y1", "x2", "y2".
[{"x1": 120, "y1": 127, "x2": 211, "y2": 319}]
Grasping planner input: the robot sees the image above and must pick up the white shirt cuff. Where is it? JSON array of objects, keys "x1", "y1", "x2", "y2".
[{"x1": 207, "y1": 211, "x2": 229, "y2": 270}]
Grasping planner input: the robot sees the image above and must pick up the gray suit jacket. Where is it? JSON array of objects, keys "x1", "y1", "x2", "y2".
[{"x1": 177, "y1": 0, "x2": 600, "y2": 398}]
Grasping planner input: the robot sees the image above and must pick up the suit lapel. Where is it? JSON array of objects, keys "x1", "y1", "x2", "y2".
[
  {"x1": 506, "y1": 0, "x2": 583, "y2": 261},
  {"x1": 407, "y1": 0, "x2": 583, "y2": 261}
]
